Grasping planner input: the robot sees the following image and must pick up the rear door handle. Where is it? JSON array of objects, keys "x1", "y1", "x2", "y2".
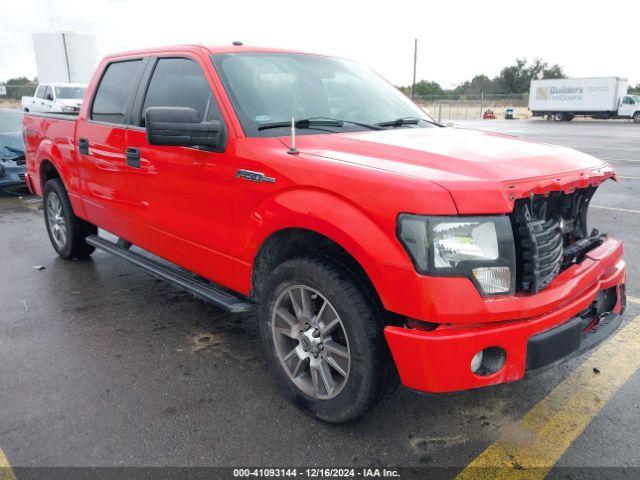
[
  {"x1": 78, "y1": 138, "x2": 89, "y2": 155},
  {"x1": 125, "y1": 147, "x2": 141, "y2": 168}
]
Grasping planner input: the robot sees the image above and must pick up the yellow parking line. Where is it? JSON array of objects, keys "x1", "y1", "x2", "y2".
[
  {"x1": 0, "y1": 448, "x2": 16, "y2": 480},
  {"x1": 456, "y1": 316, "x2": 640, "y2": 480}
]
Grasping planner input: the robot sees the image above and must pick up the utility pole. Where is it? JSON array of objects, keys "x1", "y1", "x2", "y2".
[{"x1": 411, "y1": 38, "x2": 418, "y2": 101}]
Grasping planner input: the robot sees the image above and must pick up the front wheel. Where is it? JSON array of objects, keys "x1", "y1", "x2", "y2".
[
  {"x1": 43, "y1": 178, "x2": 97, "y2": 259},
  {"x1": 259, "y1": 256, "x2": 397, "y2": 423},
  {"x1": 633, "y1": 112, "x2": 640, "y2": 124}
]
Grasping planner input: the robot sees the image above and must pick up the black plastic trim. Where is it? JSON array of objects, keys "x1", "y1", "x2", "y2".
[{"x1": 526, "y1": 311, "x2": 624, "y2": 371}]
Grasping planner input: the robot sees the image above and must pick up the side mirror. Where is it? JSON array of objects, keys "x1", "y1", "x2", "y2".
[{"x1": 145, "y1": 107, "x2": 226, "y2": 150}]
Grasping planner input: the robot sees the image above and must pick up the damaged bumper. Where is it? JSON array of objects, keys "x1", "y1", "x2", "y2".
[{"x1": 384, "y1": 237, "x2": 627, "y2": 393}]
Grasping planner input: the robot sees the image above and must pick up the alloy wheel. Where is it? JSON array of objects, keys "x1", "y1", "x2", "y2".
[
  {"x1": 271, "y1": 285, "x2": 351, "y2": 400},
  {"x1": 46, "y1": 192, "x2": 67, "y2": 249}
]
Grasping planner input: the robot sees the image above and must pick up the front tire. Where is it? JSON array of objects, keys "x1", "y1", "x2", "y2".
[
  {"x1": 633, "y1": 112, "x2": 640, "y2": 124},
  {"x1": 43, "y1": 179, "x2": 96, "y2": 259},
  {"x1": 259, "y1": 256, "x2": 397, "y2": 423}
]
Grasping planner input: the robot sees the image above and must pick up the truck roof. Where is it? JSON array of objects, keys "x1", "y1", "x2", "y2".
[{"x1": 103, "y1": 44, "x2": 321, "y2": 60}]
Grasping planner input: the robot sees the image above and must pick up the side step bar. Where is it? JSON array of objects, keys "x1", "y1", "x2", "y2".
[{"x1": 86, "y1": 235, "x2": 252, "y2": 313}]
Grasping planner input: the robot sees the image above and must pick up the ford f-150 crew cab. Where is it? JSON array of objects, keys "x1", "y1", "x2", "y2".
[{"x1": 23, "y1": 44, "x2": 627, "y2": 423}]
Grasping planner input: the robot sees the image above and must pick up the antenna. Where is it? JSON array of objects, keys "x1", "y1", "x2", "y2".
[{"x1": 288, "y1": 117, "x2": 299, "y2": 155}]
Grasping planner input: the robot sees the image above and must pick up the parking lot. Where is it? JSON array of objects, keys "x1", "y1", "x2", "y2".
[{"x1": 1, "y1": 119, "x2": 639, "y2": 477}]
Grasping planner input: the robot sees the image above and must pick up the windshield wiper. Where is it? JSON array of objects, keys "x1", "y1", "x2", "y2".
[
  {"x1": 376, "y1": 116, "x2": 441, "y2": 128},
  {"x1": 258, "y1": 117, "x2": 384, "y2": 131},
  {"x1": 258, "y1": 119, "x2": 343, "y2": 131},
  {"x1": 308, "y1": 117, "x2": 385, "y2": 131}
]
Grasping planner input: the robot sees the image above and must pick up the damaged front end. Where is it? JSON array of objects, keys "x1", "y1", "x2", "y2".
[{"x1": 511, "y1": 185, "x2": 606, "y2": 293}]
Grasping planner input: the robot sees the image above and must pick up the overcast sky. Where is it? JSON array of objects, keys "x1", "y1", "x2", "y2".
[{"x1": 1, "y1": 0, "x2": 638, "y2": 87}]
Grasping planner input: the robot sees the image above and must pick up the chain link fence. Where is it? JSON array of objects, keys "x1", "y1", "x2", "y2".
[
  {"x1": 410, "y1": 93, "x2": 530, "y2": 121},
  {"x1": 0, "y1": 83, "x2": 38, "y2": 109}
]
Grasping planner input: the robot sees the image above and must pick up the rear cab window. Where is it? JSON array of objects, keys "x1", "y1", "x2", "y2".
[{"x1": 91, "y1": 59, "x2": 145, "y2": 124}]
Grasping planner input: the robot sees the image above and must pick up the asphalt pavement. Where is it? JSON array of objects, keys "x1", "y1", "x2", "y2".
[{"x1": 1, "y1": 118, "x2": 639, "y2": 478}]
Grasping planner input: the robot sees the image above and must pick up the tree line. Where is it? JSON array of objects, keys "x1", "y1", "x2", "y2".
[{"x1": 401, "y1": 58, "x2": 640, "y2": 97}]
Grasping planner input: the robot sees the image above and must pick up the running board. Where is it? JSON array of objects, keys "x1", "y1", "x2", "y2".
[{"x1": 86, "y1": 235, "x2": 252, "y2": 313}]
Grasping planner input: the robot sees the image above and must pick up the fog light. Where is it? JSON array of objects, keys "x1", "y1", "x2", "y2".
[
  {"x1": 470, "y1": 350, "x2": 484, "y2": 373},
  {"x1": 470, "y1": 347, "x2": 507, "y2": 376}
]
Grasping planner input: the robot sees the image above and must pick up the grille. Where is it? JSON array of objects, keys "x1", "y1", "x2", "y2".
[
  {"x1": 18, "y1": 173, "x2": 25, "y2": 181},
  {"x1": 511, "y1": 187, "x2": 600, "y2": 293}
]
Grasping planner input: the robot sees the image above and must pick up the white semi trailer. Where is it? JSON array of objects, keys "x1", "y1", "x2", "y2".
[{"x1": 529, "y1": 77, "x2": 640, "y2": 123}]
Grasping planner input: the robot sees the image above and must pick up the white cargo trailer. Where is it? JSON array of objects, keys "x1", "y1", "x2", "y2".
[{"x1": 529, "y1": 77, "x2": 640, "y2": 123}]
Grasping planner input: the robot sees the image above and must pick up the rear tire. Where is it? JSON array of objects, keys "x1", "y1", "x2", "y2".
[
  {"x1": 43, "y1": 178, "x2": 96, "y2": 259},
  {"x1": 259, "y1": 256, "x2": 397, "y2": 423}
]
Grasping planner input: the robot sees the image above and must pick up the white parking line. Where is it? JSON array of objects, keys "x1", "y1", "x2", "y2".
[
  {"x1": 596, "y1": 158, "x2": 640, "y2": 164},
  {"x1": 592, "y1": 205, "x2": 640, "y2": 214},
  {"x1": 569, "y1": 146, "x2": 640, "y2": 151},
  {"x1": 619, "y1": 176, "x2": 640, "y2": 181}
]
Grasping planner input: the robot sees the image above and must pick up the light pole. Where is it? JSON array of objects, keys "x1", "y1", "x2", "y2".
[{"x1": 411, "y1": 38, "x2": 418, "y2": 101}]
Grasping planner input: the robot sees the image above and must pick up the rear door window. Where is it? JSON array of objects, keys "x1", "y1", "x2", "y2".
[
  {"x1": 140, "y1": 57, "x2": 221, "y2": 125},
  {"x1": 91, "y1": 60, "x2": 144, "y2": 124}
]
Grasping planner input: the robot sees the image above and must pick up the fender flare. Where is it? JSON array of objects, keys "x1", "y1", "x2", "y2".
[{"x1": 241, "y1": 187, "x2": 412, "y2": 307}]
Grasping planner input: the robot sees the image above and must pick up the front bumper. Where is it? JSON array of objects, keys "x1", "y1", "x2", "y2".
[{"x1": 384, "y1": 238, "x2": 627, "y2": 393}]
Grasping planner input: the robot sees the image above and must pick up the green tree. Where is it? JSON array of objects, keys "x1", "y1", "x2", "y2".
[
  {"x1": 454, "y1": 74, "x2": 499, "y2": 96},
  {"x1": 495, "y1": 58, "x2": 529, "y2": 94},
  {"x1": 542, "y1": 64, "x2": 567, "y2": 79},
  {"x1": 525, "y1": 58, "x2": 547, "y2": 82},
  {"x1": 3, "y1": 76, "x2": 37, "y2": 100}
]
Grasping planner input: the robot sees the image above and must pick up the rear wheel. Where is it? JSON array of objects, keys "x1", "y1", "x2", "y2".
[
  {"x1": 259, "y1": 256, "x2": 397, "y2": 423},
  {"x1": 554, "y1": 113, "x2": 567, "y2": 122},
  {"x1": 43, "y1": 178, "x2": 96, "y2": 259}
]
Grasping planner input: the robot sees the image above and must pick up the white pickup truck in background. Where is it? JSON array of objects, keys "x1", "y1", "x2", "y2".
[
  {"x1": 21, "y1": 83, "x2": 87, "y2": 114},
  {"x1": 529, "y1": 77, "x2": 640, "y2": 123}
]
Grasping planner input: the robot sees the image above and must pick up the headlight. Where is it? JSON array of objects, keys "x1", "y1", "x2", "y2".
[
  {"x1": 397, "y1": 215, "x2": 516, "y2": 296},
  {"x1": 61, "y1": 105, "x2": 75, "y2": 112}
]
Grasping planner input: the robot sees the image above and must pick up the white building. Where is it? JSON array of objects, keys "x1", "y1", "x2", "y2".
[{"x1": 32, "y1": 32, "x2": 99, "y2": 84}]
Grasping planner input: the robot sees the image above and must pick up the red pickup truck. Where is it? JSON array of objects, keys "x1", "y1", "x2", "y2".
[{"x1": 23, "y1": 44, "x2": 627, "y2": 423}]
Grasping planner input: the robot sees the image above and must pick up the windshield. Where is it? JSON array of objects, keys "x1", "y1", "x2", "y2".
[
  {"x1": 212, "y1": 53, "x2": 432, "y2": 136},
  {"x1": 54, "y1": 86, "x2": 86, "y2": 99}
]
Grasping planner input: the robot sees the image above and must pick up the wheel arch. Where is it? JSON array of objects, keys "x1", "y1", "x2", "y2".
[
  {"x1": 251, "y1": 228, "x2": 383, "y2": 308},
  {"x1": 246, "y1": 188, "x2": 413, "y2": 318}
]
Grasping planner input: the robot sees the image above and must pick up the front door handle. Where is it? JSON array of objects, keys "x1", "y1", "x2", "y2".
[
  {"x1": 78, "y1": 138, "x2": 89, "y2": 155},
  {"x1": 125, "y1": 147, "x2": 140, "y2": 168}
]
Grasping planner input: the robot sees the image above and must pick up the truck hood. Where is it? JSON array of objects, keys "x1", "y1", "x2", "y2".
[{"x1": 292, "y1": 127, "x2": 614, "y2": 214}]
